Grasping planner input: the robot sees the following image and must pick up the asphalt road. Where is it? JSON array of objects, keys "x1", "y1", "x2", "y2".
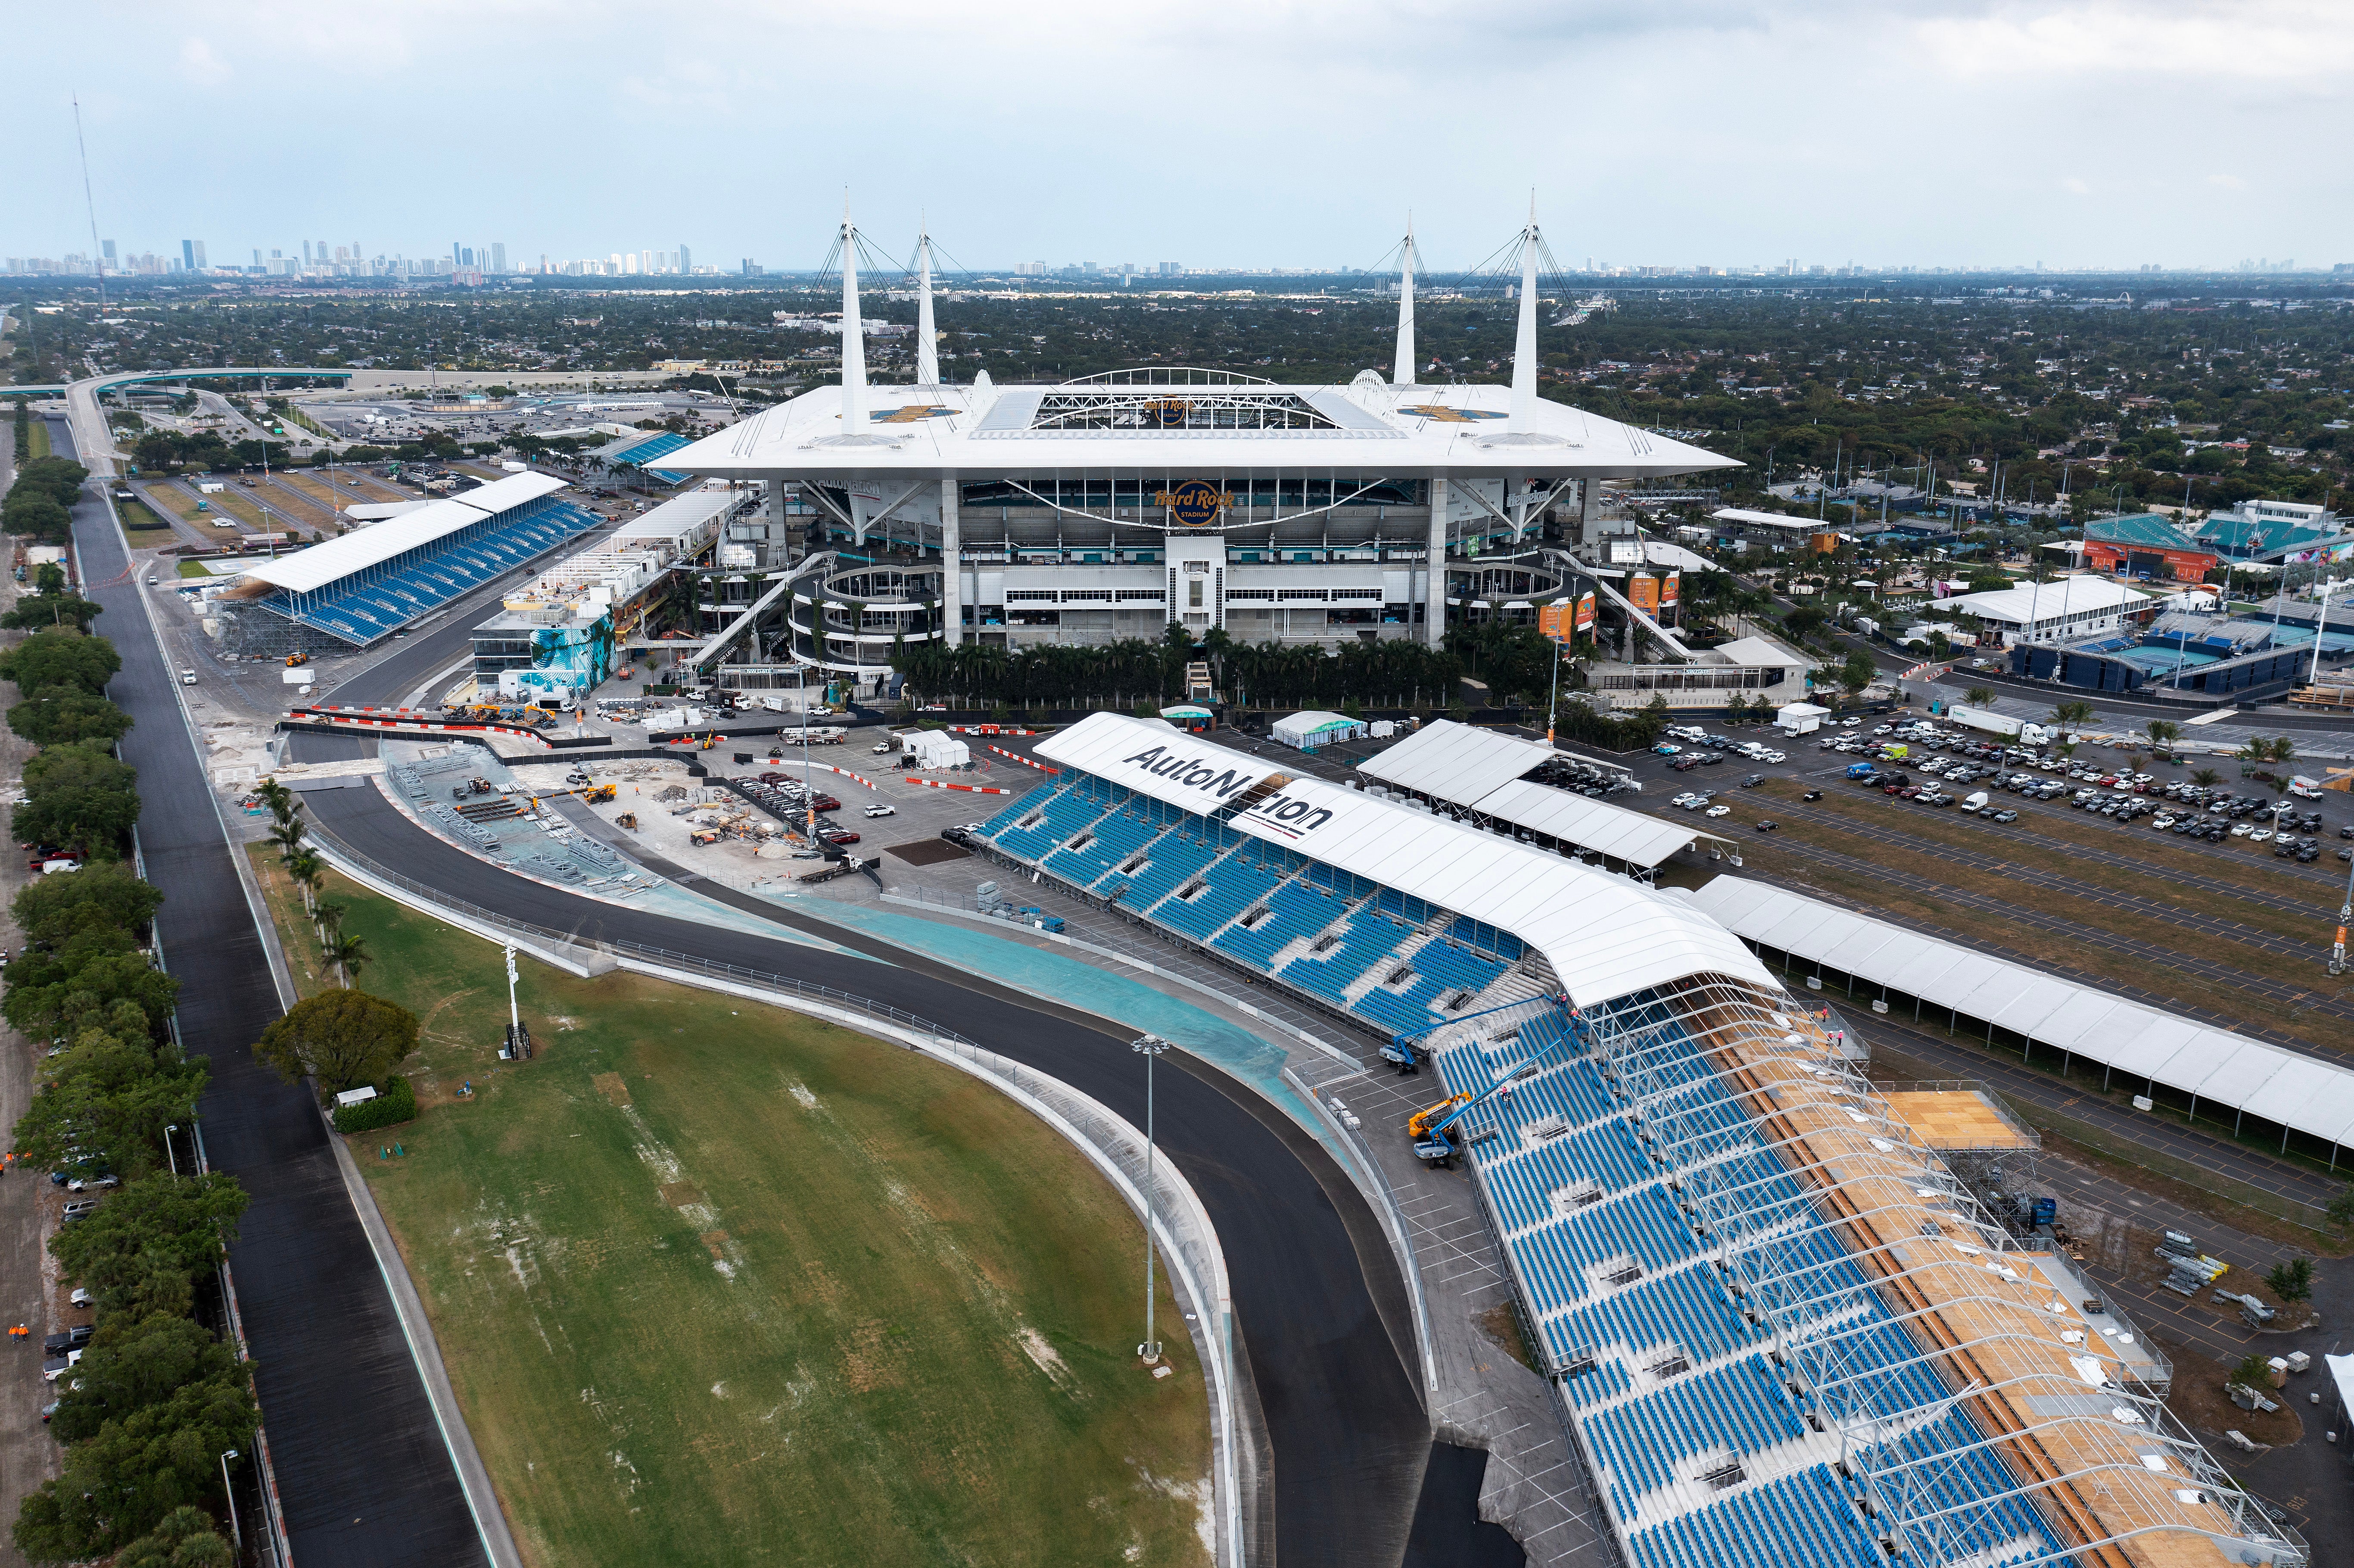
[{"x1": 63, "y1": 418, "x2": 492, "y2": 1568}]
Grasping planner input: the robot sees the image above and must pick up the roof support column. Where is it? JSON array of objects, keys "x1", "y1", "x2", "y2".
[
  {"x1": 1427, "y1": 471, "x2": 1448, "y2": 649},
  {"x1": 1578, "y1": 477, "x2": 1600, "y2": 553},
  {"x1": 940, "y1": 474, "x2": 962, "y2": 648}
]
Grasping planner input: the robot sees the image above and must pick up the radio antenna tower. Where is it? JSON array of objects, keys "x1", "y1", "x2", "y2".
[{"x1": 72, "y1": 91, "x2": 107, "y2": 313}]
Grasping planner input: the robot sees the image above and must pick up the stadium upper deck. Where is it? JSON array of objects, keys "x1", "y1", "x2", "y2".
[{"x1": 972, "y1": 711, "x2": 2302, "y2": 1568}]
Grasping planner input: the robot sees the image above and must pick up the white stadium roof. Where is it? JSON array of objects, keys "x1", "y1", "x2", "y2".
[
  {"x1": 241, "y1": 471, "x2": 569, "y2": 594},
  {"x1": 1679, "y1": 876, "x2": 2354, "y2": 1148},
  {"x1": 1358, "y1": 720, "x2": 1703, "y2": 869},
  {"x1": 1035, "y1": 712, "x2": 1766, "y2": 1006},
  {"x1": 1709, "y1": 507, "x2": 1822, "y2": 531},
  {"x1": 1942, "y1": 576, "x2": 2147, "y2": 626},
  {"x1": 661, "y1": 375, "x2": 1740, "y2": 482}
]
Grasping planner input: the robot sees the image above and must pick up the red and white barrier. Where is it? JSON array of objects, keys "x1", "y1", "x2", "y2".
[
  {"x1": 904, "y1": 776, "x2": 1015, "y2": 795},
  {"x1": 988, "y1": 744, "x2": 1057, "y2": 773},
  {"x1": 948, "y1": 723, "x2": 1044, "y2": 736},
  {"x1": 286, "y1": 706, "x2": 555, "y2": 748}
]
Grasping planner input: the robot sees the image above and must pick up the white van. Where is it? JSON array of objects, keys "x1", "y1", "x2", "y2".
[{"x1": 1960, "y1": 791, "x2": 1989, "y2": 814}]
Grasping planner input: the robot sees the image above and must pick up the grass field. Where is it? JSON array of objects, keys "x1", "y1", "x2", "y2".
[
  {"x1": 118, "y1": 495, "x2": 174, "y2": 532},
  {"x1": 27, "y1": 419, "x2": 50, "y2": 459},
  {"x1": 248, "y1": 849, "x2": 1213, "y2": 1567}
]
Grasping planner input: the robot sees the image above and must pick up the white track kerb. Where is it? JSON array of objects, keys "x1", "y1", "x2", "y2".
[{"x1": 314, "y1": 841, "x2": 1250, "y2": 1568}]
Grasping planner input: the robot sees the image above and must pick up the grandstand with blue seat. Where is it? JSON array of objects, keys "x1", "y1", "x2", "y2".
[
  {"x1": 603, "y1": 430, "x2": 693, "y2": 485},
  {"x1": 979, "y1": 711, "x2": 2288, "y2": 1568},
  {"x1": 230, "y1": 473, "x2": 605, "y2": 651}
]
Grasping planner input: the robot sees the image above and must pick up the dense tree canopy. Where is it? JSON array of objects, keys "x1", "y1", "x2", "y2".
[
  {"x1": 0, "y1": 628, "x2": 122, "y2": 696},
  {"x1": 252, "y1": 988, "x2": 420, "y2": 1095}
]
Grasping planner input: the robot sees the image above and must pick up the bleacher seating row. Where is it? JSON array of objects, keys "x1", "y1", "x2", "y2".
[
  {"x1": 978, "y1": 775, "x2": 1535, "y2": 1039},
  {"x1": 1441, "y1": 992, "x2": 2064, "y2": 1566},
  {"x1": 976, "y1": 771, "x2": 2063, "y2": 1568},
  {"x1": 1586, "y1": 1354, "x2": 1806, "y2": 1520},
  {"x1": 260, "y1": 495, "x2": 603, "y2": 645}
]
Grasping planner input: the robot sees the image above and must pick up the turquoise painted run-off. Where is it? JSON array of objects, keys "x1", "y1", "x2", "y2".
[{"x1": 781, "y1": 895, "x2": 1341, "y2": 1154}]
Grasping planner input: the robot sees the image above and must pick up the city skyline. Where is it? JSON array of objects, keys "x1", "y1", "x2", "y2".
[{"x1": 7, "y1": 0, "x2": 2350, "y2": 272}]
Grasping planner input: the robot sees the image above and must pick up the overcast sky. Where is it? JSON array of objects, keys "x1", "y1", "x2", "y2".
[{"x1": 12, "y1": 0, "x2": 2350, "y2": 274}]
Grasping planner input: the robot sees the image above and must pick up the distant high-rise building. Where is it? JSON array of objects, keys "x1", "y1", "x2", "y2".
[
  {"x1": 252, "y1": 248, "x2": 262, "y2": 267},
  {"x1": 1015, "y1": 261, "x2": 1047, "y2": 277},
  {"x1": 679, "y1": 243, "x2": 692, "y2": 273},
  {"x1": 192, "y1": 241, "x2": 206, "y2": 270},
  {"x1": 183, "y1": 240, "x2": 196, "y2": 270},
  {"x1": 101, "y1": 240, "x2": 116, "y2": 265},
  {"x1": 460, "y1": 246, "x2": 474, "y2": 268},
  {"x1": 491, "y1": 242, "x2": 507, "y2": 274},
  {"x1": 640, "y1": 249, "x2": 654, "y2": 275},
  {"x1": 1158, "y1": 261, "x2": 1181, "y2": 277},
  {"x1": 742, "y1": 258, "x2": 761, "y2": 277}
]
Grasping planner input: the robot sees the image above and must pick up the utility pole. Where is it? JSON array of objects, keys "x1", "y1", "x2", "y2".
[{"x1": 1130, "y1": 1036, "x2": 1170, "y2": 1364}]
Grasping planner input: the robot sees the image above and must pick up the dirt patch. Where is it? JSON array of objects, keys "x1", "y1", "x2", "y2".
[
  {"x1": 884, "y1": 838, "x2": 970, "y2": 865},
  {"x1": 659, "y1": 1182, "x2": 706, "y2": 1210},
  {"x1": 2056, "y1": 1201, "x2": 2320, "y2": 1327},
  {"x1": 842, "y1": 1319, "x2": 903, "y2": 1393},
  {"x1": 592, "y1": 1072, "x2": 632, "y2": 1108},
  {"x1": 2152, "y1": 1331, "x2": 2305, "y2": 1448},
  {"x1": 1474, "y1": 1301, "x2": 1539, "y2": 1375}
]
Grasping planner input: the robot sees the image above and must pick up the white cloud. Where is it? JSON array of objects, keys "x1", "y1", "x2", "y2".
[
  {"x1": 1915, "y1": 1, "x2": 2354, "y2": 82},
  {"x1": 177, "y1": 37, "x2": 231, "y2": 87}
]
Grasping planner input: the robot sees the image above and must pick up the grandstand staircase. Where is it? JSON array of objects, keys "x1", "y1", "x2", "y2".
[
  {"x1": 1343, "y1": 924, "x2": 1438, "y2": 1006},
  {"x1": 1260, "y1": 902, "x2": 1354, "y2": 977}
]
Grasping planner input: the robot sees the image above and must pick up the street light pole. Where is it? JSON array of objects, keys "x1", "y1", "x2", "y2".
[
  {"x1": 164, "y1": 1124, "x2": 179, "y2": 1178},
  {"x1": 1130, "y1": 1036, "x2": 1170, "y2": 1364},
  {"x1": 219, "y1": 1448, "x2": 242, "y2": 1559}
]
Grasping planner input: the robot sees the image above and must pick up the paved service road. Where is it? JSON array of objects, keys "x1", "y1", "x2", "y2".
[{"x1": 64, "y1": 419, "x2": 495, "y2": 1568}]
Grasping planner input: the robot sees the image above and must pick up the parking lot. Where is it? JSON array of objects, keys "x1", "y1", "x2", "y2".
[{"x1": 1600, "y1": 711, "x2": 2354, "y2": 1075}]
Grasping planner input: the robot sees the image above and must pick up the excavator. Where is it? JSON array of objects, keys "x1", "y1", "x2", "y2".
[{"x1": 1404, "y1": 1008, "x2": 1586, "y2": 1168}]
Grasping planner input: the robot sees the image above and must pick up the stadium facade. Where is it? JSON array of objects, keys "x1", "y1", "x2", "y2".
[
  {"x1": 968, "y1": 709, "x2": 2303, "y2": 1568},
  {"x1": 661, "y1": 216, "x2": 1737, "y2": 684}
]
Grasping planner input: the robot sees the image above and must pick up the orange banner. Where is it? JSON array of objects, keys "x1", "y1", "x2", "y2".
[{"x1": 1629, "y1": 573, "x2": 1660, "y2": 613}]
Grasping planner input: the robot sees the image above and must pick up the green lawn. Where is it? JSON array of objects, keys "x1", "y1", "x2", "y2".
[
  {"x1": 27, "y1": 418, "x2": 50, "y2": 459},
  {"x1": 246, "y1": 850, "x2": 1212, "y2": 1568},
  {"x1": 118, "y1": 496, "x2": 174, "y2": 532},
  {"x1": 176, "y1": 560, "x2": 215, "y2": 579}
]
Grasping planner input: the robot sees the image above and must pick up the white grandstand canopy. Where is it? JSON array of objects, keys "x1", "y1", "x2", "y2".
[
  {"x1": 1037, "y1": 713, "x2": 1769, "y2": 1005},
  {"x1": 1681, "y1": 877, "x2": 2354, "y2": 1148},
  {"x1": 1358, "y1": 719, "x2": 1701, "y2": 869},
  {"x1": 240, "y1": 472, "x2": 569, "y2": 594},
  {"x1": 660, "y1": 374, "x2": 1739, "y2": 483}
]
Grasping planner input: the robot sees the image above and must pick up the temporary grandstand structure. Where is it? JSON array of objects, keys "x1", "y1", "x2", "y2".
[
  {"x1": 978, "y1": 709, "x2": 2301, "y2": 1568},
  {"x1": 224, "y1": 473, "x2": 603, "y2": 654},
  {"x1": 1357, "y1": 718, "x2": 1706, "y2": 874},
  {"x1": 1270, "y1": 710, "x2": 1366, "y2": 750},
  {"x1": 1681, "y1": 876, "x2": 2354, "y2": 1164}
]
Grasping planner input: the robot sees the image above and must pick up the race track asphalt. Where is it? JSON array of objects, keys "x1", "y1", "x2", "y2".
[
  {"x1": 296, "y1": 753, "x2": 1434, "y2": 1565},
  {"x1": 65, "y1": 421, "x2": 491, "y2": 1567}
]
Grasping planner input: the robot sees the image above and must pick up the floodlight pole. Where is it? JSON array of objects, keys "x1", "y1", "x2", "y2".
[
  {"x1": 1131, "y1": 1036, "x2": 1170, "y2": 1363},
  {"x1": 2334, "y1": 849, "x2": 2354, "y2": 977},
  {"x1": 164, "y1": 1123, "x2": 179, "y2": 1178},
  {"x1": 219, "y1": 1448, "x2": 242, "y2": 1558}
]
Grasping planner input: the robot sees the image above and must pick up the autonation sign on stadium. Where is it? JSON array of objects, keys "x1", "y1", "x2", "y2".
[{"x1": 1035, "y1": 715, "x2": 1290, "y2": 816}]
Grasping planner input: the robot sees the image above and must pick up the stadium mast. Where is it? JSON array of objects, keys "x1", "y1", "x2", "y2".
[
  {"x1": 914, "y1": 216, "x2": 939, "y2": 388},
  {"x1": 838, "y1": 194, "x2": 868, "y2": 431},
  {"x1": 1508, "y1": 196, "x2": 1541, "y2": 426},
  {"x1": 1393, "y1": 215, "x2": 1418, "y2": 388}
]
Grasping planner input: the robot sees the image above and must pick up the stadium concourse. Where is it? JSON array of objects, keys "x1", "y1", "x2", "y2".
[
  {"x1": 218, "y1": 472, "x2": 604, "y2": 654},
  {"x1": 972, "y1": 711, "x2": 2304, "y2": 1568}
]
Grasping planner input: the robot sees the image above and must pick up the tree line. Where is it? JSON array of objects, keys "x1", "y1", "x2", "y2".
[
  {"x1": 0, "y1": 619, "x2": 251, "y2": 1561},
  {"x1": 888, "y1": 622, "x2": 1582, "y2": 713},
  {"x1": 4, "y1": 454, "x2": 90, "y2": 548}
]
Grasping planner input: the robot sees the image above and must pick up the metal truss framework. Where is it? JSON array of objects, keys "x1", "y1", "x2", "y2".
[{"x1": 1579, "y1": 974, "x2": 2304, "y2": 1568}]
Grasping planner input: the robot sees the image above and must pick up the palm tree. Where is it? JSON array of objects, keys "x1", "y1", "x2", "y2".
[
  {"x1": 321, "y1": 932, "x2": 369, "y2": 989},
  {"x1": 1964, "y1": 685, "x2": 1994, "y2": 707},
  {"x1": 268, "y1": 812, "x2": 307, "y2": 861},
  {"x1": 2145, "y1": 719, "x2": 2181, "y2": 752},
  {"x1": 285, "y1": 848, "x2": 322, "y2": 914},
  {"x1": 312, "y1": 897, "x2": 348, "y2": 951},
  {"x1": 2192, "y1": 766, "x2": 2221, "y2": 788}
]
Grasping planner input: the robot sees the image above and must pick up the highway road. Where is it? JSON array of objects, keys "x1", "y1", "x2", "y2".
[{"x1": 59, "y1": 414, "x2": 496, "y2": 1567}]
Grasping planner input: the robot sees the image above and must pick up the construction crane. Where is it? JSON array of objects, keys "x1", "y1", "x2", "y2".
[{"x1": 1405, "y1": 1008, "x2": 1585, "y2": 1168}]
